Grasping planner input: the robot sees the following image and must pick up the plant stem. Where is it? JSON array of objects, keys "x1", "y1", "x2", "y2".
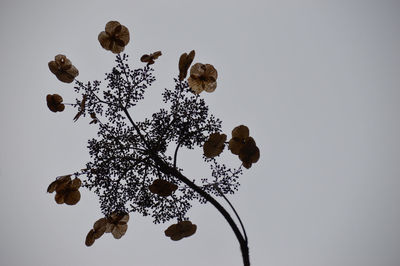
[
  {"x1": 153, "y1": 156, "x2": 250, "y2": 266},
  {"x1": 124, "y1": 107, "x2": 250, "y2": 266}
]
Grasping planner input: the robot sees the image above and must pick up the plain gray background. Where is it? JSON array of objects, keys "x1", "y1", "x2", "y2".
[{"x1": 1, "y1": 0, "x2": 400, "y2": 265}]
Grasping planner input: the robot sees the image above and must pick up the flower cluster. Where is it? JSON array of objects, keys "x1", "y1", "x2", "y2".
[
  {"x1": 48, "y1": 54, "x2": 79, "y2": 83},
  {"x1": 188, "y1": 63, "x2": 218, "y2": 94},
  {"x1": 98, "y1": 21, "x2": 130, "y2": 54},
  {"x1": 164, "y1": 220, "x2": 197, "y2": 241},
  {"x1": 229, "y1": 125, "x2": 260, "y2": 169},
  {"x1": 203, "y1": 132, "x2": 227, "y2": 158},
  {"x1": 149, "y1": 179, "x2": 178, "y2": 197},
  {"x1": 85, "y1": 212, "x2": 130, "y2": 246},
  {"x1": 46, "y1": 94, "x2": 65, "y2": 112},
  {"x1": 47, "y1": 175, "x2": 81, "y2": 205}
]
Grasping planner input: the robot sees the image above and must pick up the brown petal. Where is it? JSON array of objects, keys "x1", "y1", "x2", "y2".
[
  {"x1": 70, "y1": 178, "x2": 82, "y2": 189},
  {"x1": 232, "y1": 125, "x2": 249, "y2": 139},
  {"x1": 228, "y1": 138, "x2": 243, "y2": 155},
  {"x1": 66, "y1": 65, "x2": 79, "y2": 78},
  {"x1": 190, "y1": 63, "x2": 205, "y2": 78},
  {"x1": 140, "y1": 54, "x2": 151, "y2": 62},
  {"x1": 55, "y1": 192, "x2": 65, "y2": 204},
  {"x1": 85, "y1": 229, "x2": 96, "y2": 247},
  {"x1": 204, "y1": 64, "x2": 218, "y2": 80},
  {"x1": 105, "y1": 21, "x2": 121, "y2": 34},
  {"x1": 105, "y1": 223, "x2": 114, "y2": 233},
  {"x1": 64, "y1": 190, "x2": 81, "y2": 205},
  {"x1": 110, "y1": 43, "x2": 125, "y2": 54},
  {"x1": 165, "y1": 224, "x2": 178, "y2": 237},
  {"x1": 47, "y1": 180, "x2": 58, "y2": 193},
  {"x1": 56, "y1": 72, "x2": 75, "y2": 83},
  {"x1": 204, "y1": 80, "x2": 217, "y2": 93},
  {"x1": 187, "y1": 77, "x2": 204, "y2": 94},
  {"x1": 117, "y1": 25, "x2": 130, "y2": 46},
  {"x1": 111, "y1": 224, "x2": 128, "y2": 239},
  {"x1": 98, "y1": 31, "x2": 111, "y2": 50},
  {"x1": 118, "y1": 213, "x2": 129, "y2": 224},
  {"x1": 48, "y1": 61, "x2": 59, "y2": 75},
  {"x1": 94, "y1": 218, "x2": 108, "y2": 231}
]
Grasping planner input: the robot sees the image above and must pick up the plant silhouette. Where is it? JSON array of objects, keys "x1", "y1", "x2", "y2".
[{"x1": 46, "y1": 21, "x2": 259, "y2": 266}]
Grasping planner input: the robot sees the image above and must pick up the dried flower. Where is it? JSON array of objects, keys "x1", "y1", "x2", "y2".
[
  {"x1": 105, "y1": 212, "x2": 129, "y2": 239},
  {"x1": 228, "y1": 125, "x2": 250, "y2": 155},
  {"x1": 187, "y1": 63, "x2": 218, "y2": 94},
  {"x1": 98, "y1": 21, "x2": 130, "y2": 54},
  {"x1": 228, "y1": 125, "x2": 260, "y2": 168},
  {"x1": 48, "y1": 54, "x2": 79, "y2": 83},
  {"x1": 165, "y1": 220, "x2": 197, "y2": 241},
  {"x1": 140, "y1": 51, "x2": 162, "y2": 65},
  {"x1": 46, "y1": 94, "x2": 65, "y2": 113},
  {"x1": 203, "y1": 132, "x2": 227, "y2": 158},
  {"x1": 178, "y1": 50, "x2": 195, "y2": 81},
  {"x1": 149, "y1": 179, "x2": 178, "y2": 197},
  {"x1": 238, "y1": 137, "x2": 260, "y2": 169},
  {"x1": 47, "y1": 176, "x2": 81, "y2": 205}
]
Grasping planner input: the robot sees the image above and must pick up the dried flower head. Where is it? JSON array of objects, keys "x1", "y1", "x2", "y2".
[
  {"x1": 46, "y1": 94, "x2": 65, "y2": 113},
  {"x1": 165, "y1": 220, "x2": 197, "y2": 241},
  {"x1": 238, "y1": 137, "x2": 260, "y2": 169},
  {"x1": 105, "y1": 212, "x2": 129, "y2": 239},
  {"x1": 228, "y1": 125, "x2": 250, "y2": 155},
  {"x1": 140, "y1": 51, "x2": 162, "y2": 65},
  {"x1": 47, "y1": 176, "x2": 81, "y2": 205},
  {"x1": 228, "y1": 125, "x2": 260, "y2": 168},
  {"x1": 187, "y1": 63, "x2": 218, "y2": 94},
  {"x1": 178, "y1": 50, "x2": 195, "y2": 81},
  {"x1": 203, "y1": 132, "x2": 227, "y2": 158},
  {"x1": 98, "y1": 21, "x2": 130, "y2": 54},
  {"x1": 48, "y1": 54, "x2": 79, "y2": 83},
  {"x1": 149, "y1": 179, "x2": 178, "y2": 197}
]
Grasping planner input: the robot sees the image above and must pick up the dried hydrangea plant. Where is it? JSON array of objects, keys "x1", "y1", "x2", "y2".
[{"x1": 45, "y1": 21, "x2": 260, "y2": 266}]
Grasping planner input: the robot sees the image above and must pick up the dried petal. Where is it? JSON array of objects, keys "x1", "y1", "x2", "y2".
[
  {"x1": 85, "y1": 229, "x2": 96, "y2": 247},
  {"x1": 111, "y1": 223, "x2": 128, "y2": 239},
  {"x1": 70, "y1": 178, "x2": 82, "y2": 189},
  {"x1": 149, "y1": 179, "x2": 178, "y2": 197},
  {"x1": 54, "y1": 192, "x2": 64, "y2": 204},
  {"x1": 232, "y1": 125, "x2": 249, "y2": 139},
  {"x1": 178, "y1": 50, "x2": 195, "y2": 80},
  {"x1": 203, "y1": 133, "x2": 226, "y2": 158},
  {"x1": 64, "y1": 190, "x2": 81, "y2": 205}
]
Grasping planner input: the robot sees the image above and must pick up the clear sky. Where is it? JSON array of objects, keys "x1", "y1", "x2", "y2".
[{"x1": 1, "y1": 0, "x2": 400, "y2": 266}]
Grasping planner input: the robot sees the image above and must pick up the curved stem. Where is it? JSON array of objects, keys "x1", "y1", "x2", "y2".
[
  {"x1": 214, "y1": 185, "x2": 248, "y2": 244},
  {"x1": 152, "y1": 156, "x2": 250, "y2": 266},
  {"x1": 123, "y1": 107, "x2": 250, "y2": 266}
]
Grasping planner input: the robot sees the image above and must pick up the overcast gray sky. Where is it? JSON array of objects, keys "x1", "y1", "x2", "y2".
[{"x1": 1, "y1": 0, "x2": 400, "y2": 265}]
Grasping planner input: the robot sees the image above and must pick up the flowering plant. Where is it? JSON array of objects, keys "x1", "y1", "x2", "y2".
[{"x1": 45, "y1": 21, "x2": 259, "y2": 266}]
